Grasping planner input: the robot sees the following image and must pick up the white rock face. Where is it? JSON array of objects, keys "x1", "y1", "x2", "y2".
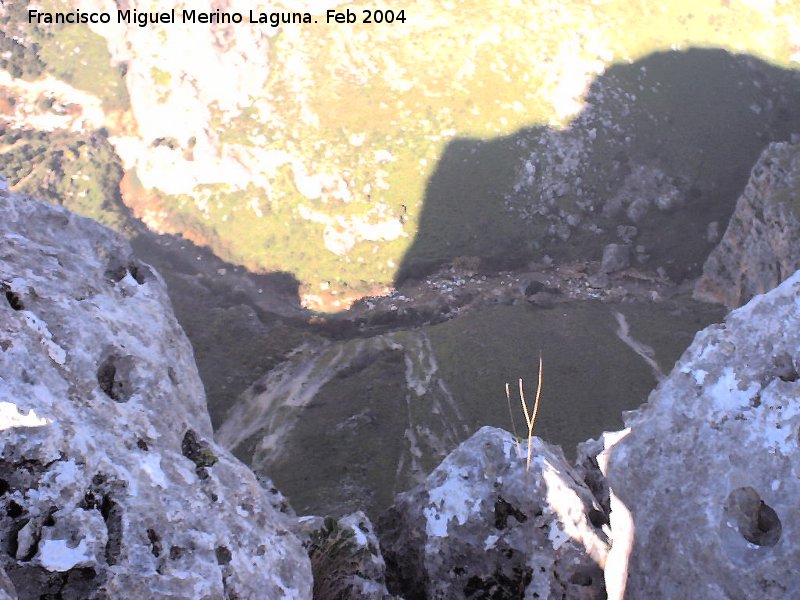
[
  {"x1": 605, "y1": 269, "x2": 800, "y2": 599},
  {"x1": 378, "y1": 426, "x2": 608, "y2": 599},
  {"x1": 79, "y1": 0, "x2": 341, "y2": 197},
  {"x1": 0, "y1": 193, "x2": 311, "y2": 599}
]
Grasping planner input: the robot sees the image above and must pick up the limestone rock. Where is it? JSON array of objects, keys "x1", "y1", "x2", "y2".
[
  {"x1": 378, "y1": 426, "x2": 608, "y2": 600},
  {"x1": 695, "y1": 142, "x2": 800, "y2": 307},
  {"x1": 0, "y1": 566, "x2": 16, "y2": 600},
  {"x1": 336, "y1": 512, "x2": 397, "y2": 600},
  {"x1": 0, "y1": 194, "x2": 311, "y2": 599},
  {"x1": 602, "y1": 164, "x2": 682, "y2": 224},
  {"x1": 605, "y1": 269, "x2": 800, "y2": 599},
  {"x1": 600, "y1": 243, "x2": 630, "y2": 274},
  {"x1": 587, "y1": 273, "x2": 610, "y2": 289}
]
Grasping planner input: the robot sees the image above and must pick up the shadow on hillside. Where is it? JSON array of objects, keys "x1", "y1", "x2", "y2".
[
  {"x1": 128, "y1": 47, "x2": 800, "y2": 446},
  {"x1": 396, "y1": 48, "x2": 800, "y2": 285},
  {"x1": 116, "y1": 47, "x2": 799, "y2": 518}
]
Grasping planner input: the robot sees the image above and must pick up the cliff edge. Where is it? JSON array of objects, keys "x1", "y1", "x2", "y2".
[{"x1": 0, "y1": 191, "x2": 312, "y2": 599}]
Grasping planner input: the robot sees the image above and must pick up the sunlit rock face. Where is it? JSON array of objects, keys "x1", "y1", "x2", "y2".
[
  {"x1": 605, "y1": 270, "x2": 800, "y2": 599},
  {"x1": 695, "y1": 141, "x2": 800, "y2": 308},
  {"x1": 0, "y1": 192, "x2": 311, "y2": 599},
  {"x1": 377, "y1": 426, "x2": 608, "y2": 600}
]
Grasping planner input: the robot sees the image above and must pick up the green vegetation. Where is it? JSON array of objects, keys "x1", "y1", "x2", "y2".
[
  {"x1": 427, "y1": 300, "x2": 725, "y2": 456},
  {"x1": 0, "y1": 126, "x2": 132, "y2": 232},
  {"x1": 140, "y1": 0, "x2": 800, "y2": 301},
  {"x1": 307, "y1": 517, "x2": 370, "y2": 600},
  {"x1": 0, "y1": 31, "x2": 45, "y2": 79},
  {"x1": 2, "y1": 0, "x2": 129, "y2": 111},
  {"x1": 2, "y1": 0, "x2": 799, "y2": 302},
  {"x1": 36, "y1": 23, "x2": 129, "y2": 111}
]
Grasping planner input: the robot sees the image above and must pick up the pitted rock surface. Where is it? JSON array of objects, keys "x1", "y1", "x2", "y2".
[
  {"x1": 377, "y1": 426, "x2": 608, "y2": 600},
  {"x1": 695, "y1": 141, "x2": 800, "y2": 307},
  {"x1": 606, "y1": 269, "x2": 800, "y2": 599},
  {"x1": 0, "y1": 193, "x2": 311, "y2": 599}
]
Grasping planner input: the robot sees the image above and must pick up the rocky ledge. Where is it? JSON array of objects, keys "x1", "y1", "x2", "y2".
[{"x1": 0, "y1": 192, "x2": 311, "y2": 599}]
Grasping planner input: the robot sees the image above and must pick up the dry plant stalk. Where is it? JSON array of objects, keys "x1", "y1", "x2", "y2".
[
  {"x1": 504, "y1": 382, "x2": 521, "y2": 454},
  {"x1": 505, "y1": 354, "x2": 543, "y2": 472}
]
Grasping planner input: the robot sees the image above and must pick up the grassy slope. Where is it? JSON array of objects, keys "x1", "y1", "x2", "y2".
[
  {"x1": 3, "y1": 0, "x2": 128, "y2": 111},
  {"x1": 427, "y1": 299, "x2": 726, "y2": 456},
  {"x1": 255, "y1": 297, "x2": 725, "y2": 517},
  {"x1": 98, "y1": 1, "x2": 800, "y2": 300}
]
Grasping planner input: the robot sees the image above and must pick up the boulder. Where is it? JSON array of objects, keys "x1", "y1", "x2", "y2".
[
  {"x1": 334, "y1": 512, "x2": 397, "y2": 600},
  {"x1": 587, "y1": 273, "x2": 610, "y2": 289},
  {"x1": 695, "y1": 141, "x2": 800, "y2": 307},
  {"x1": 378, "y1": 426, "x2": 608, "y2": 600},
  {"x1": 604, "y1": 268, "x2": 800, "y2": 599},
  {"x1": 602, "y1": 165, "x2": 682, "y2": 224},
  {"x1": 599, "y1": 244, "x2": 630, "y2": 274},
  {"x1": 0, "y1": 193, "x2": 311, "y2": 599}
]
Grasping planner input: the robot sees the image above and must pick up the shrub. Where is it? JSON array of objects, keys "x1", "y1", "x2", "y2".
[{"x1": 307, "y1": 517, "x2": 365, "y2": 600}]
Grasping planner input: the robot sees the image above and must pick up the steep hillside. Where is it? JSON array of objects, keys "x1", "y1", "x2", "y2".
[{"x1": 2, "y1": 1, "x2": 800, "y2": 307}]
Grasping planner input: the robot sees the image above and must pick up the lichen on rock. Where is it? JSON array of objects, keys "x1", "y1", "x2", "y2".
[
  {"x1": 0, "y1": 192, "x2": 311, "y2": 599},
  {"x1": 605, "y1": 268, "x2": 800, "y2": 599},
  {"x1": 377, "y1": 426, "x2": 608, "y2": 600}
]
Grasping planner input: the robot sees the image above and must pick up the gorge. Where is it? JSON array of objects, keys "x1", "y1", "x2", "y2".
[{"x1": 2, "y1": 1, "x2": 800, "y2": 597}]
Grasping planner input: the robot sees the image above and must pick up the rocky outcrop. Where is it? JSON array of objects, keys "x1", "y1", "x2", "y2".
[
  {"x1": 377, "y1": 426, "x2": 608, "y2": 600},
  {"x1": 604, "y1": 268, "x2": 800, "y2": 599},
  {"x1": 0, "y1": 193, "x2": 311, "y2": 599},
  {"x1": 695, "y1": 141, "x2": 800, "y2": 307}
]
